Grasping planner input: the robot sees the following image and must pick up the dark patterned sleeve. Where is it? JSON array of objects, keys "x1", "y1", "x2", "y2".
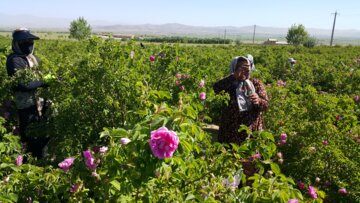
[
  {"x1": 213, "y1": 74, "x2": 236, "y2": 94},
  {"x1": 7, "y1": 56, "x2": 45, "y2": 92},
  {"x1": 253, "y1": 79, "x2": 269, "y2": 111}
]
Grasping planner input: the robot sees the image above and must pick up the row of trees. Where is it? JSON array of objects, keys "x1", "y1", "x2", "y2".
[
  {"x1": 70, "y1": 17, "x2": 316, "y2": 47},
  {"x1": 140, "y1": 36, "x2": 232, "y2": 44}
]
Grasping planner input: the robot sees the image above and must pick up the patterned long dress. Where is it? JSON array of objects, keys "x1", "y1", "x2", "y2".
[{"x1": 213, "y1": 75, "x2": 269, "y2": 145}]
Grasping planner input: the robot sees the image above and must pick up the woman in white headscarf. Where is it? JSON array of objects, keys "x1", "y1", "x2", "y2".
[
  {"x1": 213, "y1": 55, "x2": 268, "y2": 145},
  {"x1": 213, "y1": 55, "x2": 269, "y2": 185}
]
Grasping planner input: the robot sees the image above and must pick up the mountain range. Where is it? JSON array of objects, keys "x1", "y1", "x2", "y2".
[{"x1": 1, "y1": 13, "x2": 360, "y2": 40}]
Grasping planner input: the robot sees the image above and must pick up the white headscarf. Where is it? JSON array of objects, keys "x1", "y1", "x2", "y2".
[
  {"x1": 229, "y1": 55, "x2": 255, "y2": 74},
  {"x1": 229, "y1": 55, "x2": 256, "y2": 112}
]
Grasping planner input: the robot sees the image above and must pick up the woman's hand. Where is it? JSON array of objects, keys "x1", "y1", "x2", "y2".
[{"x1": 249, "y1": 93, "x2": 260, "y2": 105}]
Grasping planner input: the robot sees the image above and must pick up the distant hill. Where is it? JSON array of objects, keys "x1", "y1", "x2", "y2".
[{"x1": 1, "y1": 13, "x2": 360, "y2": 40}]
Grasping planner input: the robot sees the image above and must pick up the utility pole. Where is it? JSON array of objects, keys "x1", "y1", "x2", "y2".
[
  {"x1": 252, "y1": 24, "x2": 256, "y2": 44},
  {"x1": 330, "y1": 11, "x2": 339, "y2": 46},
  {"x1": 224, "y1": 29, "x2": 227, "y2": 44}
]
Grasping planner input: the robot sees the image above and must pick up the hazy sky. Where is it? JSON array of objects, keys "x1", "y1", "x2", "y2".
[{"x1": 1, "y1": 0, "x2": 360, "y2": 29}]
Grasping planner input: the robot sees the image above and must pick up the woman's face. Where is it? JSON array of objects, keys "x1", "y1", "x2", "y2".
[{"x1": 235, "y1": 60, "x2": 251, "y2": 80}]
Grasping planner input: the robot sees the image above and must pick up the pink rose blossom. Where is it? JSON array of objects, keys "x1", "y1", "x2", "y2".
[
  {"x1": 16, "y1": 155, "x2": 23, "y2": 166},
  {"x1": 199, "y1": 92, "x2": 206, "y2": 101},
  {"x1": 288, "y1": 199, "x2": 299, "y2": 203},
  {"x1": 336, "y1": 115, "x2": 341, "y2": 121},
  {"x1": 179, "y1": 85, "x2": 185, "y2": 91},
  {"x1": 322, "y1": 140, "x2": 329, "y2": 145},
  {"x1": 83, "y1": 150, "x2": 97, "y2": 170},
  {"x1": 338, "y1": 188, "x2": 347, "y2": 195},
  {"x1": 58, "y1": 157, "x2": 75, "y2": 172},
  {"x1": 280, "y1": 133, "x2": 287, "y2": 140},
  {"x1": 69, "y1": 183, "x2": 80, "y2": 193},
  {"x1": 175, "y1": 73, "x2": 182, "y2": 79},
  {"x1": 149, "y1": 127, "x2": 179, "y2": 159},
  {"x1": 277, "y1": 80, "x2": 286, "y2": 87},
  {"x1": 280, "y1": 139, "x2": 287, "y2": 145},
  {"x1": 354, "y1": 134, "x2": 359, "y2": 141},
  {"x1": 277, "y1": 152, "x2": 283, "y2": 158},
  {"x1": 250, "y1": 151, "x2": 261, "y2": 161},
  {"x1": 297, "y1": 182, "x2": 305, "y2": 190},
  {"x1": 149, "y1": 55, "x2": 155, "y2": 61},
  {"x1": 175, "y1": 80, "x2": 181, "y2": 85},
  {"x1": 199, "y1": 79, "x2": 205, "y2": 88},
  {"x1": 99, "y1": 146, "x2": 108, "y2": 153},
  {"x1": 308, "y1": 186, "x2": 318, "y2": 199},
  {"x1": 120, "y1": 138, "x2": 131, "y2": 145},
  {"x1": 354, "y1": 95, "x2": 359, "y2": 103}
]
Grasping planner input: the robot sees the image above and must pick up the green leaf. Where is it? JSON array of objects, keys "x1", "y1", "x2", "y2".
[
  {"x1": 112, "y1": 128, "x2": 128, "y2": 138},
  {"x1": 110, "y1": 180, "x2": 121, "y2": 191},
  {"x1": 262, "y1": 159, "x2": 273, "y2": 164},
  {"x1": 270, "y1": 163, "x2": 281, "y2": 176},
  {"x1": 10, "y1": 166, "x2": 21, "y2": 172},
  {"x1": 278, "y1": 190, "x2": 288, "y2": 203},
  {"x1": 185, "y1": 194, "x2": 196, "y2": 201},
  {"x1": 317, "y1": 190, "x2": 326, "y2": 199},
  {"x1": 230, "y1": 143, "x2": 239, "y2": 152},
  {"x1": 0, "y1": 193, "x2": 18, "y2": 202},
  {"x1": 260, "y1": 131, "x2": 275, "y2": 142},
  {"x1": 0, "y1": 143, "x2": 5, "y2": 153},
  {"x1": 0, "y1": 163, "x2": 11, "y2": 169},
  {"x1": 99, "y1": 130, "x2": 110, "y2": 139},
  {"x1": 238, "y1": 125, "x2": 251, "y2": 135},
  {"x1": 287, "y1": 177, "x2": 295, "y2": 185},
  {"x1": 150, "y1": 117, "x2": 167, "y2": 128},
  {"x1": 238, "y1": 144, "x2": 249, "y2": 152},
  {"x1": 184, "y1": 105, "x2": 197, "y2": 119},
  {"x1": 204, "y1": 197, "x2": 218, "y2": 203},
  {"x1": 180, "y1": 140, "x2": 193, "y2": 153}
]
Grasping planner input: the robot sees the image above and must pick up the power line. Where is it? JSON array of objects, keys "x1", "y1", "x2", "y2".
[{"x1": 330, "y1": 11, "x2": 339, "y2": 46}]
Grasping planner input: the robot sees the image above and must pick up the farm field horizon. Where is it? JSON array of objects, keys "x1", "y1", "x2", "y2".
[{"x1": 1, "y1": 35, "x2": 360, "y2": 202}]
